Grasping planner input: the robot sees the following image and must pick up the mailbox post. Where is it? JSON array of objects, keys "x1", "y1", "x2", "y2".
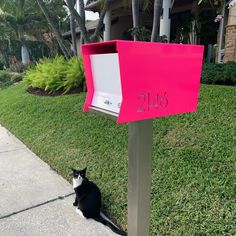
[
  {"x1": 81, "y1": 40, "x2": 204, "y2": 236},
  {"x1": 128, "y1": 119, "x2": 153, "y2": 236}
]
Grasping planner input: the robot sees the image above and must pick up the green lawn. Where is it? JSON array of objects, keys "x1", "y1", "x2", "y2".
[{"x1": 0, "y1": 83, "x2": 235, "y2": 235}]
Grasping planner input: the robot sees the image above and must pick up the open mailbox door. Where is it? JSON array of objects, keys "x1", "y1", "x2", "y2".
[
  {"x1": 89, "y1": 52, "x2": 122, "y2": 115},
  {"x1": 82, "y1": 40, "x2": 204, "y2": 124}
]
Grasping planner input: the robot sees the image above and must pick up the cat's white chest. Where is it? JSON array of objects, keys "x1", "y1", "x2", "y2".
[
  {"x1": 76, "y1": 208, "x2": 86, "y2": 218},
  {"x1": 73, "y1": 177, "x2": 83, "y2": 188}
]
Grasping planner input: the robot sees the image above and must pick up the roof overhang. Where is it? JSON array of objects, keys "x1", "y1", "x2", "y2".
[
  {"x1": 85, "y1": 0, "x2": 116, "y2": 12},
  {"x1": 62, "y1": 20, "x2": 99, "y2": 39}
]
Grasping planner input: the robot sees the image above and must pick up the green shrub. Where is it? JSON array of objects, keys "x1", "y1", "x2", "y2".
[
  {"x1": 63, "y1": 57, "x2": 85, "y2": 93},
  {"x1": 10, "y1": 73, "x2": 24, "y2": 83},
  {"x1": 23, "y1": 56, "x2": 85, "y2": 94},
  {"x1": 0, "y1": 71, "x2": 13, "y2": 89},
  {"x1": 0, "y1": 40, "x2": 50, "y2": 68},
  {"x1": 9, "y1": 62, "x2": 27, "y2": 73},
  {"x1": 201, "y1": 61, "x2": 236, "y2": 85},
  {"x1": 0, "y1": 56, "x2": 4, "y2": 70}
]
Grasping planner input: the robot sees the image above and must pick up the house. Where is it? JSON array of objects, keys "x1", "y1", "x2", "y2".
[
  {"x1": 64, "y1": 0, "x2": 236, "y2": 63},
  {"x1": 221, "y1": 0, "x2": 236, "y2": 62},
  {"x1": 63, "y1": 19, "x2": 100, "y2": 54}
]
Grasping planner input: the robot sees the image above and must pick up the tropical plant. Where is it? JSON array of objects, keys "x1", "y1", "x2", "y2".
[
  {"x1": 63, "y1": 57, "x2": 84, "y2": 93},
  {"x1": 0, "y1": 0, "x2": 44, "y2": 64},
  {"x1": 122, "y1": 0, "x2": 154, "y2": 41},
  {"x1": 198, "y1": 0, "x2": 235, "y2": 8},
  {"x1": 65, "y1": 0, "x2": 111, "y2": 43},
  {"x1": 23, "y1": 56, "x2": 85, "y2": 94},
  {"x1": 0, "y1": 39, "x2": 50, "y2": 70},
  {"x1": 66, "y1": 0, "x2": 165, "y2": 44},
  {"x1": 24, "y1": 56, "x2": 67, "y2": 92},
  {"x1": 128, "y1": 0, "x2": 163, "y2": 42},
  {"x1": 0, "y1": 56, "x2": 3, "y2": 70},
  {"x1": 0, "y1": 22, "x2": 13, "y2": 67},
  {"x1": 0, "y1": 70, "x2": 13, "y2": 89},
  {"x1": 129, "y1": 26, "x2": 151, "y2": 41},
  {"x1": 36, "y1": 0, "x2": 71, "y2": 60}
]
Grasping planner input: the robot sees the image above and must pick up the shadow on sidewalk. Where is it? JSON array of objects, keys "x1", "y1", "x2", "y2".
[{"x1": 0, "y1": 192, "x2": 75, "y2": 220}]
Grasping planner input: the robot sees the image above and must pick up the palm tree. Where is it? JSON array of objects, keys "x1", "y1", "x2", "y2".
[
  {"x1": 0, "y1": 0, "x2": 43, "y2": 64},
  {"x1": 129, "y1": 0, "x2": 163, "y2": 42},
  {"x1": 36, "y1": 0, "x2": 71, "y2": 60},
  {"x1": 151, "y1": 0, "x2": 163, "y2": 42},
  {"x1": 67, "y1": 0, "x2": 164, "y2": 44},
  {"x1": 65, "y1": 0, "x2": 112, "y2": 43},
  {"x1": 70, "y1": 14, "x2": 77, "y2": 56},
  {"x1": 78, "y1": 0, "x2": 86, "y2": 26},
  {"x1": 0, "y1": 23, "x2": 13, "y2": 67},
  {"x1": 78, "y1": 0, "x2": 85, "y2": 45},
  {"x1": 132, "y1": 0, "x2": 140, "y2": 41},
  {"x1": 70, "y1": 0, "x2": 78, "y2": 56}
]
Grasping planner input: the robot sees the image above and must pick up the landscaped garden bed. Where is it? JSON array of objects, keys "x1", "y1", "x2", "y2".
[{"x1": 23, "y1": 56, "x2": 85, "y2": 95}]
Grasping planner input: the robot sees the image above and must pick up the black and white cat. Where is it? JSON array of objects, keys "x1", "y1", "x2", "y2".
[{"x1": 72, "y1": 167, "x2": 127, "y2": 236}]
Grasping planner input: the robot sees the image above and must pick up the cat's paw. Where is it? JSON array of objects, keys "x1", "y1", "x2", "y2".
[
  {"x1": 76, "y1": 208, "x2": 85, "y2": 219},
  {"x1": 73, "y1": 202, "x2": 78, "y2": 206}
]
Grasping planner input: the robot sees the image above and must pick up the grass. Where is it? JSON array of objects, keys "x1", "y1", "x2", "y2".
[{"x1": 0, "y1": 83, "x2": 235, "y2": 235}]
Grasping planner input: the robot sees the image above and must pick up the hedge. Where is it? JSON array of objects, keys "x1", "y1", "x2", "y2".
[{"x1": 201, "y1": 62, "x2": 236, "y2": 86}]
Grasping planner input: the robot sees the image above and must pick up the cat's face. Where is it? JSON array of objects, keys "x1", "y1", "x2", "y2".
[{"x1": 72, "y1": 167, "x2": 86, "y2": 188}]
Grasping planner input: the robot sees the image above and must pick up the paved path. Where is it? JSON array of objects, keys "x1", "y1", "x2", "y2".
[{"x1": 0, "y1": 124, "x2": 118, "y2": 236}]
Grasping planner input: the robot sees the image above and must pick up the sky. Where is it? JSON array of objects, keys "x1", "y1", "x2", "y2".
[
  {"x1": 85, "y1": 11, "x2": 99, "y2": 20},
  {"x1": 75, "y1": 0, "x2": 99, "y2": 21}
]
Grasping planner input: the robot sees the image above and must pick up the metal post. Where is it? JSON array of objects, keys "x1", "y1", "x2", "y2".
[{"x1": 128, "y1": 119, "x2": 153, "y2": 236}]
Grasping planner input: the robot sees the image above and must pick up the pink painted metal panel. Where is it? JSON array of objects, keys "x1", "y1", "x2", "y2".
[
  {"x1": 116, "y1": 41, "x2": 204, "y2": 123},
  {"x1": 81, "y1": 40, "x2": 204, "y2": 124}
]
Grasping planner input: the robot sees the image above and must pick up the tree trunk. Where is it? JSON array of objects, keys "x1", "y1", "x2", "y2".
[
  {"x1": 70, "y1": 15, "x2": 77, "y2": 56},
  {"x1": 66, "y1": 0, "x2": 111, "y2": 43},
  {"x1": 21, "y1": 42, "x2": 30, "y2": 64},
  {"x1": 78, "y1": 0, "x2": 85, "y2": 45},
  {"x1": 36, "y1": 0, "x2": 71, "y2": 60},
  {"x1": 78, "y1": 0, "x2": 85, "y2": 24},
  {"x1": 69, "y1": 0, "x2": 77, "y2": 56},
  {"x1": 132, "y1": 0, "x2": 140, "y2": 41},
  {"x1": 151, "y1": 0, "x2": 163, "y2": 42},
  {"x1": 66, "y1": 0, "x2": 90, "y2": 43},
  {"x1": 90, "y1": 0, "x2": 111, "y2": 42}
]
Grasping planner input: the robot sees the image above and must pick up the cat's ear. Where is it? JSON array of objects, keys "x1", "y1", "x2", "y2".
[
  {"x1": 71, "y1": 167, "x2": 76, "y2": 172},
  {"x1": 82, "y1": 167, "x2": 87, "y2": 174}
]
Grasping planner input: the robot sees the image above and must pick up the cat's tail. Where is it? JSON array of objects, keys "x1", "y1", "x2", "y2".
[{"x1": 94, "y1": 212, "x2": 127, "y2": 236}]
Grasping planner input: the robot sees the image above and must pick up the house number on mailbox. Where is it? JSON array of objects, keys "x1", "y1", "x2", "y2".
[{"x1": 137, "y1": 92, "x2": 168, "y2": 113}]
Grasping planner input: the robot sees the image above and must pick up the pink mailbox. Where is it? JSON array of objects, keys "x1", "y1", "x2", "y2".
[{"x1": 81, "y1": 40, "x2": 204, "y2": 124}]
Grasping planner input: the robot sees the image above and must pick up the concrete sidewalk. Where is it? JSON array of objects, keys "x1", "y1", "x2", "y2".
[{"x1": 0, "y1": 124, "x2": 118, "y2": 236}]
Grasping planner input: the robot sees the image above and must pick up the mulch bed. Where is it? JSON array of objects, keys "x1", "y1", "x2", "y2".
[{"x1": 26, "y1": 85, "x2": 84, "y2": 97}]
